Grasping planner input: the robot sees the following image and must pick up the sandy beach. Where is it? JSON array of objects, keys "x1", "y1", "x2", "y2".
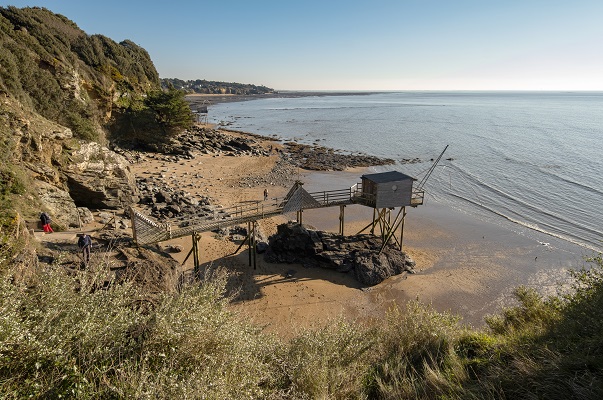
[{"x1": 128, "y1": 128, "x2": 589, "y2": 337}]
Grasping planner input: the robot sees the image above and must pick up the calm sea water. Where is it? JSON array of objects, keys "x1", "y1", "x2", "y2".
[{"x1": 207, "y1": 92, "x2": 603, "y2": 252}]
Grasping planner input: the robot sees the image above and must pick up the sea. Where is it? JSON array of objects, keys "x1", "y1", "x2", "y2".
[{"x1": 207, "y1": 91, "x2": 603, "y2": 253}]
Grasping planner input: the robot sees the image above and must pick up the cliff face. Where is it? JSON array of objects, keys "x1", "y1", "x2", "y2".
[{"x1": 0, "y1": 6, "x2": 160, "y2": 220}]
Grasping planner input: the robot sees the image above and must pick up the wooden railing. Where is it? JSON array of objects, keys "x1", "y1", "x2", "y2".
[{"x1": 131, "y1": 181, "x2": 426, "y2": 245}]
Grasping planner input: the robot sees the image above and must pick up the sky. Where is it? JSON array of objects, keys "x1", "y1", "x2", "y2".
[{"x1": 3, "y1": 0, "x2": 603, "y2": 91}]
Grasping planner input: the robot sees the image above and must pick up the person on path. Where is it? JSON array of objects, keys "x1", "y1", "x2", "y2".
[
  {"x1": 40, "y1": 212, "x2": 53, "y2": 233},
  {"x1": 264, "y1": 188, "x2": 268, "y2": 201},
  {"x1": 78, "y1": 233, "x2": 92, "y2": 264}
]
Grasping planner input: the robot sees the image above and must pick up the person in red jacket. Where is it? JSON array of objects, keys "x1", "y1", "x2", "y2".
[{"x1": 40, "y1": 212, "x2": 53, "y2": 233}]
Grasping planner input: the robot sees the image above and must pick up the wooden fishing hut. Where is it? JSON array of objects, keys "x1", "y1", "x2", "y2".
[
  {"x1": 355, "y1": 170, "x2": 424, "y2": 252},
  {"x1": 358, "y1": 171, "x2": 423, "y2": 208}
]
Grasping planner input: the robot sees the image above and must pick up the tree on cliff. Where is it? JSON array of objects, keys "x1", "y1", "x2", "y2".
[
  {"x1": 107, "y1": 87, "x2": 194, "y2": 149},
  {"x1": 144, "y1": 88, "x2": 193, "y2": 136}
]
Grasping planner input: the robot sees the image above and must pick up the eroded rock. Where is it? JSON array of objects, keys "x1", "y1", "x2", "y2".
[
  {"x1": 264, "y1": 222, "x2": 416, "y2": 286},
  {"x1": 65, "y1": 141, "x2": 138, "y2": 209}
]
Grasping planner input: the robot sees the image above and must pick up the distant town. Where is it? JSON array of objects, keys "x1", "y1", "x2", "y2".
[{"x1": 160, "y1": 78, "x2": 274, "y2": 95}]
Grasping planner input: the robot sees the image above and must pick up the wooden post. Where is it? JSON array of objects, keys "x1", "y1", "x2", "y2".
[
  {"x1": 379, "y1": 209, "x2": 386, "y2": 241},
  {"x1": 370, "y1": 208, "x2": 376, "y2": 234},
  {"x1": 400, "y1": 207, "x2": 407, "y2": 251},
  {"x1": 252, "y1": 221, "x2": 257, "y2": 270},
  {"x1": 182, "y1": 232, "x2": 203, "y2": 276},
  {"x1": 245, "y1": 221, "x2": 257, "y2": 269},
  {"x1": 192, "y1": 232, "x2": 201, "y2": 276},
  {"x1": 379, "y1": 208, "x2": 404, "y2": 254},
  {"x1": 339, "y1": 205, "x2": 345, "y2": 236},
  {"x1": 247, "y1": 221, "x2": 252, "y2": 266}
]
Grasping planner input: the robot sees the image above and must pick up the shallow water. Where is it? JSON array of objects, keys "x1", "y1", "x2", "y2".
[{"x1": 209, "y1": 92, "x2": 603, "y2": 253}]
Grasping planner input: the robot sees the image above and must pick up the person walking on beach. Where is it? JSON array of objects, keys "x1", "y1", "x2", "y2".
[
  {"x1": 78, "y1": 233, "x2": 92, "y2": 265},
  {"x1": 264, "y1": 188, "x2": 268, "y2": 201},
  {"x1": 40, "y1": 211, "x2": 53, "y2": 233}
]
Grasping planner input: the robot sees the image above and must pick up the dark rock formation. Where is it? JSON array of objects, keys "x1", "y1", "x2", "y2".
[
  {"x1": 283, "y1": 142, "x2": 395, "y2": 171},
  {"x1": 118, "y1": 126, "x2": 397, "y2": 175},
  {"x1": 264, "y1": 222, "x2": 416, "y2": 286},
  {"x1": 140, "y1": 127, "x2": 272, "y2": 158}
]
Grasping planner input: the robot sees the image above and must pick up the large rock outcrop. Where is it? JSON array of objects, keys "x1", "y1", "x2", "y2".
[
  {"x1": 65, "y1": 141, "x2": 138, "y2": 209},
  {"x1": 264, "y1": 222, "x2": 416, "y2": 286},
  {"x1": 35, "y1": 180, "x2": 80, "y2": 227},
  {"x1": 0, "y1": 7, "x2": 159, "y2": 218}
]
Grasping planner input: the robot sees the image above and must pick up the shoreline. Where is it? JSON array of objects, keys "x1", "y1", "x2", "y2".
[
  {"x1": 185, "y1": 90, "x2": 385, "y2": 107},
  {"x1": 301, "y1": 170, "x2": 589, "y2": 324},
  {"x1": 128, "y1": 127, "x2": 589, "y2": 336}
]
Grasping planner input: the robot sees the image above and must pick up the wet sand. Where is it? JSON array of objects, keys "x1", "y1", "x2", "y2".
[
  {"x1": 129, "y1": 130, "x2": 590, "y2": 337},
  {"x1": 302, "y1": 170, "x2": 589, "y2": 326}
]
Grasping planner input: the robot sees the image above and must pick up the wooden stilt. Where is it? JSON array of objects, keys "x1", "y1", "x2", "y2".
[
  {"x1": 192, "y1": 232, "x2": 201, "y2": 276},
  {"x1": 182, "y1": 231, "x2": 202, "y2": 272},
  {"x1": 232, "y1": 230, "x2": 250, "y2": 255},
  {"x1": 252, "y1": 221, "x2": 257, "y2": 270},
  {"x1": 182, "y1": 247, "x2": 194, "y2": 265},
  {"x1": 357, "y1": 208, "x2": 378, "y2": 235},
  {"x1": 370, "y1": 208, "x2": 376, "y2": 234},
  {"x1": 379, "y1": 208, "x2": 405, "y2": 254},
  {"x1": 378, "y1": 208, "x2": 386, "y2": 241},
  {"x1": 400, "y1": 206, "x2": 407, "y2": 251},
  {"x1": 247, "y1": 221, "x2": 252, "y2": 266},
  {"x1": 339, "y1": 205, "x2": 345, "y2": 236}
]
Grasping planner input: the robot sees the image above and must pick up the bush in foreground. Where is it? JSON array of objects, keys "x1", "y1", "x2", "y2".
[
  {"x1": 1, "y1": 244, "x2": 602, "y2": 399},
  {"x1": 0, "y1": 263, "x2": 282, "y2": 398}
]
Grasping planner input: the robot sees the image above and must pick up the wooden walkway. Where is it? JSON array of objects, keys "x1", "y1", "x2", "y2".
[{"x1": 130, "y1": 182, "x2": 365, "y2": 246}]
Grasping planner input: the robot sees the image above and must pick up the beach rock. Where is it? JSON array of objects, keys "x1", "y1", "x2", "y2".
[
  {"x1": 77, "y1": 207, "x2": 95, "y2": 224},
  {"x1": 256, "y1": 242, "x2": 269, "y2": 254},
  {"x1": 135, "y1": 174, "x2": 214, "y2": 223},
  {"x1": 283, "y1": 142, "x2": 395, "y2": 171},
  {"x1": 264, "y1": 222, "x2": 414, "y2": 286},
  {"x1": 162, "y1": 244, "x2": 183, "y2": 253}
]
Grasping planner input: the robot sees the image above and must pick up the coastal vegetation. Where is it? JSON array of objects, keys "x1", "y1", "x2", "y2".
[
  {"x1": 1, "y1": 231, "x2": 602, "y2": 398},
  {"x1": 0, "y1": 6, "x2": 601, "y2": 399},
  {"x1": 0, "y1": 6, "x2": 191, "y2": 151}
]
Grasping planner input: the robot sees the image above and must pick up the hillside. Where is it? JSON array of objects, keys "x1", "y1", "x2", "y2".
[
  {"x1": 0, "y1": 6, "x2": 187, "y2": 231},
  {"x1": 0, "y1": 6, "x2": 159, "y2": 141}
]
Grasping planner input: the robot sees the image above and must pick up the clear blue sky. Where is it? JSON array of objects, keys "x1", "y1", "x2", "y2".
[{"x1": 4, "y1": 0, "x2": 603, "y2": 90}]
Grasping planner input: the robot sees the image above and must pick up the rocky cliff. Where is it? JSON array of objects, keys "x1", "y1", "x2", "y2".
[{"x1": 0, "y1": 6, "x2": 160, "y2": 224}]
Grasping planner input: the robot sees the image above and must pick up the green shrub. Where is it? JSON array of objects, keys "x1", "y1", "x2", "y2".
[
  {"x1": 0, "y1": 264, "x2": 284, "y2": 398},
  {"x1": 367, "y1": 302, "x2": 468, "y2": 399},
  {"x1": 282, "y1": 319, "x2": 376, "y2": 398},
  {"x1": 0, "y1": 169, "x2": 26, "y2": 197}
]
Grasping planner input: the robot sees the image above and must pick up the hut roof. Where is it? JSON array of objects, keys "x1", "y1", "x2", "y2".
[{"x1": 361, "y1": 171, "x2": 416, "y2": 184}]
